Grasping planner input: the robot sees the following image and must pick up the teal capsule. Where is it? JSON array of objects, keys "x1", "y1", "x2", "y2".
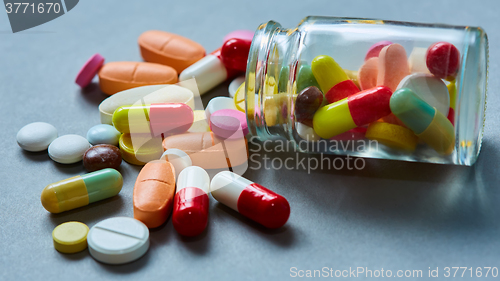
[
  {"x1": 390, "y1": 88, "x2": 455, "y2": 155},
  {"x1": 297, "y1": 64, "x2": 321, "y2": 93}
]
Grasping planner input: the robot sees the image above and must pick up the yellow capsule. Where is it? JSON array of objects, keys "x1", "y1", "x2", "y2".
[
  {"x1": 366, "y1": 122, "x2": 418, "y2": 151},
  {"x1": 311, "y1": 55, "x2": 349, "y2": 93},
  {"x1": 313, "y1": 98, "x2": 356, "y2": 139},
  {"x1": 447, "y1": 81, "x2": 457, "y2": 110}
]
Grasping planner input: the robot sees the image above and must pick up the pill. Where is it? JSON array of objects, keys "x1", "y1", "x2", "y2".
[
  {"x1": 357, "y1": 57, "x2": 379, "y2": 90},
  {"x1": 86, "y1": 124, "x2": 121, "y2": 146},
  {"x1": 311, "y1": 55, "x2": 359, "y2": 103},
  {"x1": 408, "y1": 47, "x2": 431, "y2": 74},
  {"x1": 162, "y1": 132, "x2": 248, "y2": 170},
  {"x1": 48, "y1": 135, "x2": 90, "y2": 164},
  {"x1": 233, "y1": 82, "x2": 246, "y2": 112},
  {"x1": 296, "y1": 122, "x2": 321, "y2": 141},
  {"x1": 365, "y1": 41, "x2": 393, "y2": 61},
  {"x1": 344, "y1": 69, "x2": 360, "y2": 88},
  {"x1": 133, "y1": 160, "x2": 176, "y2": 228},
  {"x1": 138, "y1": 30, "x2": 205, "y2": 73},
  {"x1": 365, "y1": 122, "x2": 418, "y2": 151},
  {"x1": 448, "y1": 81, "x2": 457, "y2": 110},
  {"x1": 112, "y1": 103, "x2": 194, "y2": 135},
  {"x1": 210, "y1": 171, "x2": 290, "y2": 228},
  {"x1": 229, "y1": 76, "x2": 245, "y2": 98},
  {"x1": 390, "y1": 88, "x2": 455, "y2": 154},
  {"x1": 426, "y1": 42, "x2": 460, "y2": 80},
  {"x1": 220, "y1": 38, "x2": 251, "y2": 72},
  {"x1": 98, "y1": 62, "x2": 178, "y2": 96},
  {"x1": 397, "y1": 73, "x2": 450, "y2": 116},
  {"x1": 330, "y1": 127, "x2": 367, "y2": 141},
  {"x1": 83, "y1": 144, "x2": 122, "y2": 172},
  {"x1": 16, "y1": 122, "x2": 58, "y2": 152},
  {"x1": 188, "y1": 110, "x2": 210, "y2": 133},
  {"x1": 278, "y1": 65, "x2": 290, "y2": 93},
  {"x1": 41, "y1": 168, "x2": 123, "y2": 213},
  {"x1": 173, "y1": 166, "x2": 210, "y2": 236},
  {"x1": 206, "y1": 96, "x2": 237, "y2": 122},
  {"x1": 99, "y1": 84, "x2": 195, "y2": 125},
  {"x1": 75, "y1": 53, "x2": 105, "y2": 88},
  {"x1": 52, "y1": 221, "x2": 89, "y2": 254},
  {"x1": 179, "y1": 49, "x2": 238, "y2": 95},
  {"x1": 87, "y1": 217, "x2": 149, "y2": 264},
  {"x1": 313, "y1": 86, "x2": 393, "y2": 139},
  {"x1": 210, "y1": 109, "x2": 248, "y2": 139},
  {"x1": 377, "y1": 44, "x2": 410, "y2": 91},
  {"x1": 223, "y1": 29, "x2": 254, "y2": 43},
  {"x1": 296, "y1": 64, "x2": 321, "y2": 93},
  {"x1": 160, "y1": 148, "x2": 192, "y2": 179},
  {"x1": 295, "y1": 86, "x2": 323, "y2": 127},
  {"x1": 119, "y1": 134, "x2": 163, "y2": 165}
]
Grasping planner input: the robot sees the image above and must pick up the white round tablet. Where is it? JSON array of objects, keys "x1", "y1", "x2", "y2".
[
  {"x1": 87, "y1": 217, "x2": 149, "y2": 265},
  {"x1": 228, "y1": 76, "x2": 245, "y2": 98},
  {"x1": 16, "y1": 122, "x2": 58, "y2": 152},
  {"x1": 397, "y1": 73, "x2": 450, "y2": 116},
  {"x1": 205, "y1": 97, "x2": 236, "y2": 123},
  {"x1": 160, "y1": 149, "x2": 192, "y2": 179},
  {"x1": 296, "y1": 122, "x2": 321, "y2": 141},
  {"x1": 48, "y1": 135, "x2": 90, "y2": 164}
]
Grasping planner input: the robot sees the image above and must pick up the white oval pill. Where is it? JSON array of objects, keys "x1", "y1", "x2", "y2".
[
  {"x1": 87, "y1": 217, "x2": 149, "y2": 265},
  {"x1": 397, "y1": 73, "x2": 450, "y2": 116},
  {"x1": 86, "y1": 124, "x2": 121, "y2": 146},
  {"x1": 160, "y1": 149, "x2": 192, "y2": 179},
  {"x1": 408, "y1": 47, "x2": 431, "y2": 74},
  {"x1": 16, "y1": 122, "x2": 58, "y2": 152},
  {"x1": 48, "y1": 135, "x2": 90, "y2": 164},
  {"x1": 297, "y1": 122, "x2": 321, "y2": 141},
  {"x1": 205, "y1": 96, "x2": 236, "y2": 123},
  {"x1": 228, "y1": 76, "x2": 245, "y2": 98}
]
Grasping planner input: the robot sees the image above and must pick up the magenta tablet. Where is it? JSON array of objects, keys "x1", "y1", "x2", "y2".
[{"x1": 75, "y1": 53, "x2": 105, "y2": 88}]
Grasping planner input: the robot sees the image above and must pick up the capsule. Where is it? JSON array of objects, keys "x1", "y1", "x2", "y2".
[
  {"x1": 112, "y1": 103, "x2": 194, "y2": 135},
  {"x1": 98, "y1": 62, "x2": 178, "y2": 95},
  {"x1": 41, "y1": 168, "x2": 123, "y2": 213},
  {"x1": 133, "y1": 160, "x2": 176, "y2": 228},
  {"x1": 138, "y1": 30, "x2": 206, "y2": 73},
  {"x1": 172, "y1": 166, "x2": 210, "y2": 236},
  {"x1": 313, "y1": 86, "x2": 393, "y2": 139},
  {"x1": 210, "y1": 171, "x2": 290, "y2": 229},
  {"x1": 220, "y1": 38, "x2": 251, "y2": 72},
  {"x1": 390, "y1": 88, "x2": 455, "y2": 155},
  {"x1": 311, "y1": 55, "x2": 359, "y2": 103},
  {"x1": 162, "y1": 132, "x2": 248, "y2": 170}
]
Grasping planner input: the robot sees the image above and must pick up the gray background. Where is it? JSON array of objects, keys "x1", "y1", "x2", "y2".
[{"x1": 0, "y1": 0, "x2": 499, "y2": 280}]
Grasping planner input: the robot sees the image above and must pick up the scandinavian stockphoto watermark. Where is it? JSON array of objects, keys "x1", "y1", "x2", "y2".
[{"x1": 248, "y1": 136, "x2": 378, "y2": 174}]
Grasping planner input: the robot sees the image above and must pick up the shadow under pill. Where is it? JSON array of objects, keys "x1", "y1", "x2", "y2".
[
  {"x1": 214, "y1": 203, "x2": 296, "y2": 248},
  {"x1": 21, "y1": 149, "x2": 51, "y2": 162},
  {"x1": 96, "y1": 250, "x2": 150, "y2": 273},
  {"x1": 78, "y1": 82, "x2": 108, "y2": 106},
  {"x1": 176, "y1": 221, "x2": 211, "y2": 255},
  {"x1": 52, "y1": 161, "x2": 86, "y2": 175},
  {"x1": 57, "y1": 249, "x2": 88, "y2": 261}
]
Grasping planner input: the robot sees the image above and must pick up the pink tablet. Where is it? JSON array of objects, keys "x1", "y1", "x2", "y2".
[
  {"x1": 75, "y1": 53, "x2": 105, "y2": 88},
  {"x1": 210, "y1": 109, "x2": 248, "y2": 140}
]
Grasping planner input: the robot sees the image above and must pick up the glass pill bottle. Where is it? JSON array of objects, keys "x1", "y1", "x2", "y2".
[{"x1": 245, "y1": 16, "x2": 488, "y2": 165}]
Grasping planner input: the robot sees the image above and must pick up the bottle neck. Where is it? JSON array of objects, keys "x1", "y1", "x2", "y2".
[{"x1": 246, "y1": 20, "x2": 300, "y2": 141}]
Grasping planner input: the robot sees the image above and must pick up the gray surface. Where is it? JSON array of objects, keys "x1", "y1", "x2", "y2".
[{"x1": 1, "y1": 0, "x2": 499, "y2": 280}]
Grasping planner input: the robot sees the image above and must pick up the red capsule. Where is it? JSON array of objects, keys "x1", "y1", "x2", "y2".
[
  {"x1": 172, "y1": 166, "x2": 209, "y2": 237},
  {"x1": 220, "y1": 38, "x2": 252, "y2": 72}
]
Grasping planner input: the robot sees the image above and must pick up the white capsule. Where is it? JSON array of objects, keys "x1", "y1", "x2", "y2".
[
  {"x1": 177, "y1": 166, "x2": 210, "y2": 194},
  {"x1": 160, "y1": 149, "x2": 192, "y2": 179},
  {"x1": 205, "y1": 96, "x2": 237, "y2": 123},
  {"x1": 408, "y1": 47, "x2": 431, "y2": 74},
  {"x1": 179, "y1": 54, "x2": 228, "y2": 95}
]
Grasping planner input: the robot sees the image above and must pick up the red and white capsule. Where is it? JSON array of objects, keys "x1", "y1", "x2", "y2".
[
  {"x1": 172, "y1": 166, "x2": 210, "y2": 236},
  {"x1": 210, "y1": 171, "x2": 290, "y2": 229}
]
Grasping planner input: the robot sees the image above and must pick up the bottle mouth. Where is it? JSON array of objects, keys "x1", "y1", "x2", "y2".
[{"x1": 245, "y1": 20, "x2": 282, "y2": 138}]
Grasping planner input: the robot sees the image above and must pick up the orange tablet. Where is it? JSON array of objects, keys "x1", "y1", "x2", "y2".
[
  {"x1": 98, "y1": 61, "x2": 177, "y2": 95},
  {"x1": 133, "y1": 160, "x2": 176, "y2": 228}
]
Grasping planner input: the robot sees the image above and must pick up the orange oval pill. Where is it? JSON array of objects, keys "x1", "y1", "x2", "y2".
[
  {"x1": 138, "y1": 30, "x2": 206, "y2": 73},
  {"x1": 98, "y1": 62, "x2": 178, "y2": 96},
  {"x1": 133, "y1": 160, "x2": 176, "y2": 228}
]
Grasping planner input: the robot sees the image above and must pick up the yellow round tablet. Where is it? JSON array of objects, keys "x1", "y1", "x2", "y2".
[
  {"x1": 52, "y1": 221, "x2": 89, "y2": 254},
  {"x1": 234, "y1": 82, "x2": 246, "y2": 112},
  {"x1": 366, "y1": 122, "x2": 419, "y2": 151}
]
